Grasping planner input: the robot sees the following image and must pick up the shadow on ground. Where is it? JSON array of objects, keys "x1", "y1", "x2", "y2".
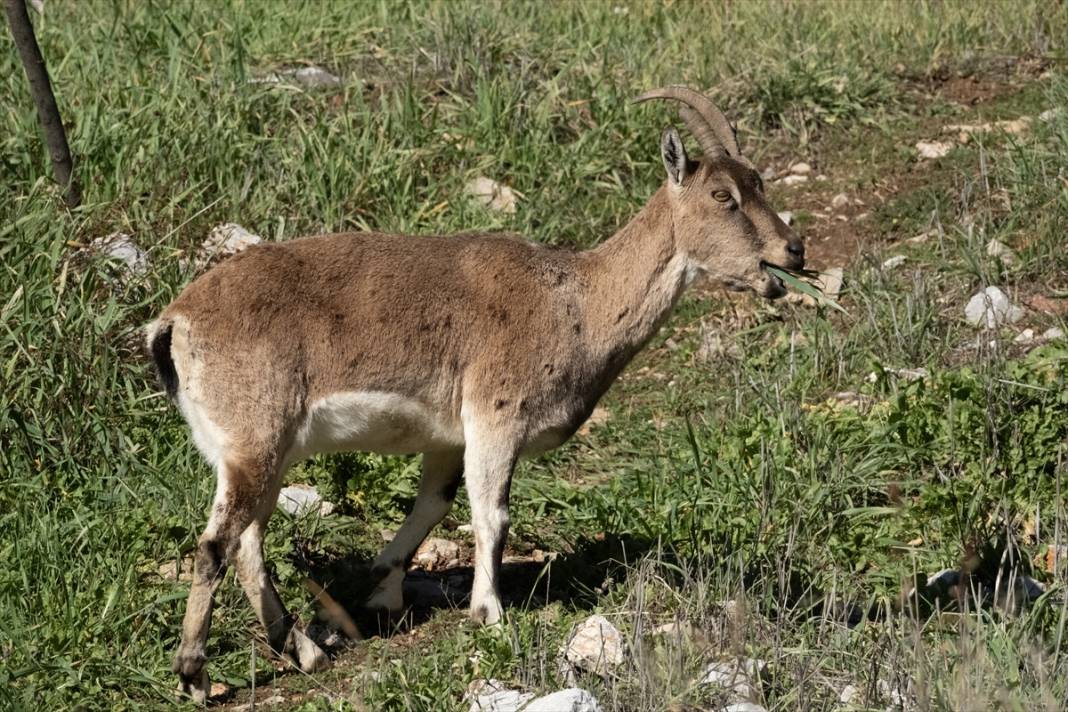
[{"x1": 300, "y1": 532, "x2": 657, "y2": 640}]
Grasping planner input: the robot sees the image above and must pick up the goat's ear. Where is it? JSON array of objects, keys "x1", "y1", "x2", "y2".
[{"x1": 660, "y1": 127, "x2": 689, "y2": 186}]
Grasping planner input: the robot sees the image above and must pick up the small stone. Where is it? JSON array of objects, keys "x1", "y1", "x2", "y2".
[
  {"x1": 197, "y1": 223, "x2": 262, "y2": 268},
  {"x1": 831, "y1": 192, "x2": 849, "y2": 210},
  {"x1": 820, "y1": 267, "x2": 844, "y2": 299},
  {"x1": 876, "y1": 679, "x2": 908, "y2": 708},
  {"x1": 652, "y1": 621, "x2": 696, "y2": 638},
  {"x1": 561, "y1": 615, "x2": 626, "y2": 677},
  {"x1": 776, "y1": 211, "x2": 794, "y2": 225},
  {"x1": 525, "y1": 689, "x2": 602, "y2": 712},
  {"x1": 722, "y1": 705, "x2": 767, "y2": 712},
  {"x1": 90, "y1": 232, "x2": 149, "y2": 276},
  {"x1": 907, "y1": 229, "x2": 937, "y2": 244},
  {"x1": 1042, "y1": 327, "x2": 1065, "y2": 341},
  {"x1": 964, "y1": 286, "x2": 1024, "y2": 328},
  {"x1": 577, "y1": 406, "x2": 610, "y2": 436},
  {"x1": 777, "y1": 174, "x2": 808, "y2": 187},
  {"x1": 293, "y1": 66, "x2": 342, "y2": 88},
  {"x1": 1039, "y1": 108, "x2": 1063, "y2": 122},
  {"x1": 457, "y1": 523, "x2": 473, "y2": 534},
  {"x1": 466, "y1": 176, "x2": 519, "y2": 214},
  {"x1": 1014, "y1": 328, "x2": 1035, "y2": 344},
  {"x1": 789, "y1": 161, "x2": 812, "y2": 175},
  {"x1": 985, "y1": 239, "x2": 1018, "y2": 266},
  {"x1": 698, "y1": 658, "x2": 766, "y2": 699},
  {"x1": 277, "y1": 484, "x2": 335, "y2": 517},
  {"x1": 839, "y1": 684, "x2": 861, "y2": 704},
  {"x1": 412, "y1": 537, "x2": 461, "y2": 572},
  {"x1": 915, "y1": 140, "x2": 953, "y2": 159},
  {"x1": 815, "y1": 174, "x2": 828, "y2": 182},
  {"x1": 467, "y1": 679, "x2": 534, "y2": 712},
  {"x1": 882, "y1": 255, "x2": 906, "y2": 269},
  {"x1": 209, "y1": 681, "x2": 230, "y2": 698},
  {"x1": 157, "y1": 555, "x2": 195, "y2": 583}
]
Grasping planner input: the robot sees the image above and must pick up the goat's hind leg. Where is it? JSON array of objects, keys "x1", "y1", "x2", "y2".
[
  {"x1": 173, "y1": 456, "x2": 274, "y2": 703},
  {"x1": 234, "y1": 495, "x2": 329, "y2": 674},
  {"x1": 366, "y1": 449, "x2": 464, "y2": 612}
]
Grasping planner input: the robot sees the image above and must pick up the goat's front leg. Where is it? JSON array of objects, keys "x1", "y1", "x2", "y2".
[{"x1": 463, "y1": 430, "x2": 518, "y2": 625}]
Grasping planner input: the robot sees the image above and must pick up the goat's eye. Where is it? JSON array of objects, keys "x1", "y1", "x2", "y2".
[{"x1": 712, "y1": 190, "x2": 732, "y2": 203}]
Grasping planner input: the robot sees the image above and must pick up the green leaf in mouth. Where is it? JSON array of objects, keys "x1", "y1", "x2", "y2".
[{"x1": 765, "y1": 265, "x2": 848, "y2": 314}]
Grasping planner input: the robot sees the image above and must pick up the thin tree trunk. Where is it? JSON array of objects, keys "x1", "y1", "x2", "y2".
[{"x1": 5, "y1": 0, "x2": 80, "y2": 207}]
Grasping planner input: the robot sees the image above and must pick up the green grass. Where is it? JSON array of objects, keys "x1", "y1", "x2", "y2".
[{"x1": 3, "y1": 1, "x2": 1068, "y2": 709}]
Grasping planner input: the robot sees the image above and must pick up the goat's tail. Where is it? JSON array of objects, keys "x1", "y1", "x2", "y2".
[{"x1": 145, "y1": 318, "x2": 179, "y2": 399}]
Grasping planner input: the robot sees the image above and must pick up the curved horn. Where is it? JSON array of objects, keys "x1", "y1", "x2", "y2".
[{"x1": 634, "y1": 85, "x2": 741, "y2": 158}]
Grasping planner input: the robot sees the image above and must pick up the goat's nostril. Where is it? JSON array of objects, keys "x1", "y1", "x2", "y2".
[{"x1": 786, "y1": 242, "x2": 805, "y2": 259}]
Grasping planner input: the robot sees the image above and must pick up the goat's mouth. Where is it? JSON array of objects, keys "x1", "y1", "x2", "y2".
[{"x1": 758, "y1": 262, "x2": 787, "y2": 299}]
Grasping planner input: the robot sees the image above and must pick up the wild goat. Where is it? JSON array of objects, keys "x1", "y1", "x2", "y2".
[{"x1": 147, "y1": 86, "x2": 804, "y2": 701}]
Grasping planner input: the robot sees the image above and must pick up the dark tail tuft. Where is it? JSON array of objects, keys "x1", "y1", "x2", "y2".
[{"x1": 150, "y1": 323, "x2": 179, "y2": 398}]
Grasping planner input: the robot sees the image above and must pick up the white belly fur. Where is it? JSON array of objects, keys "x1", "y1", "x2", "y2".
[{"x1": 287, "y1": 391, "x2": 465, "y2": 463}]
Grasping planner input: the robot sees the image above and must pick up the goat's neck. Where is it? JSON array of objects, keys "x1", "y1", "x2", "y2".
[{"x1": 582, "y1": 186, "x2": 693, "y2": 372}]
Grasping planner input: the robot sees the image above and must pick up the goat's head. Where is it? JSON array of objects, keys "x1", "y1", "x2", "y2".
[{"x1": 636, "y1": 86, "x2": 804, "y2": 299}]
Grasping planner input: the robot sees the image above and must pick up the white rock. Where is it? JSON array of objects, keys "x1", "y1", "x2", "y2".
[
  {"x1": 789, "y1": 161, "x2": 812, "y2": 175},
  {"x1": 722, "y1": 705, "x2": 767, "y2": 712},
  {"x1": 820, "y1": 267, "x2": 844, "y2": 299},
  {"x1": 831, "y1": 192, "x2": 849, "y2": 210},
  {"x1": 1039, "y1": 108, "x2": 1063, "y2": 122},
  {"x1": 985, "y1": 239, "x2": 1018, "y2": 265},
  {"x1": 468, "y1": 686, "x2": 534, "y2": 712},
  {"x1": 90, "y1": 232, "x2": 149, "y2": 276},
  {"x1": 412, "y1": 537, "x2": 461, "y2": 571},
  {"x1": 277, "y1": 484, "x2": 335, "y2": 517},
  {"x1": 1042, "y1": 327, "x2": 1065, "y2": 341},
  {"x1": 964, "y1": 287, "x2": 1024, "y2": 328},
  {"x1": 915, "y1": 140, "x2": 953, "y2": 159},
  {"x1": 876, "y1": 679, "x2": 908, "y2": 708},
  {"x1": 197, "y1": 223, "x2": 262, "y2": 268},
  {"x1": 293, "y1": 66, "x2": 342, "y2": 88},
  {"x1": 1014, "y1": 328, "x2": 1035, "y2": 344},
  {"x1": 561, "y1": 615, "x2": 626, "y2": 676},
  {"x1": 699, "y1": 658, "x2": 766, "y2": 699},
  {"x1": 839, "y1": 684, "x2": 861, "y2": 704},
  {"x1": 525, "y1": 689, "x2": 602, "y2": 712},
  {"x1": 251, "y1": 66, "x2": 341, "y2": 88},
  {"x1": 882, "y1": 255, "x2": 906, "y2": 269},
  {"x1": 777, "y1": 211, "x2": 794, "y2": 226},
  {"x1": 777, "y1": 174, "x2": 808, "y2": 187},
  {"x1": 944, "y1": 118, "x2": 1032, "y2": 141},
  {"x1": 466, "y1": 176, "x2": 519, "y2": 214}
]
